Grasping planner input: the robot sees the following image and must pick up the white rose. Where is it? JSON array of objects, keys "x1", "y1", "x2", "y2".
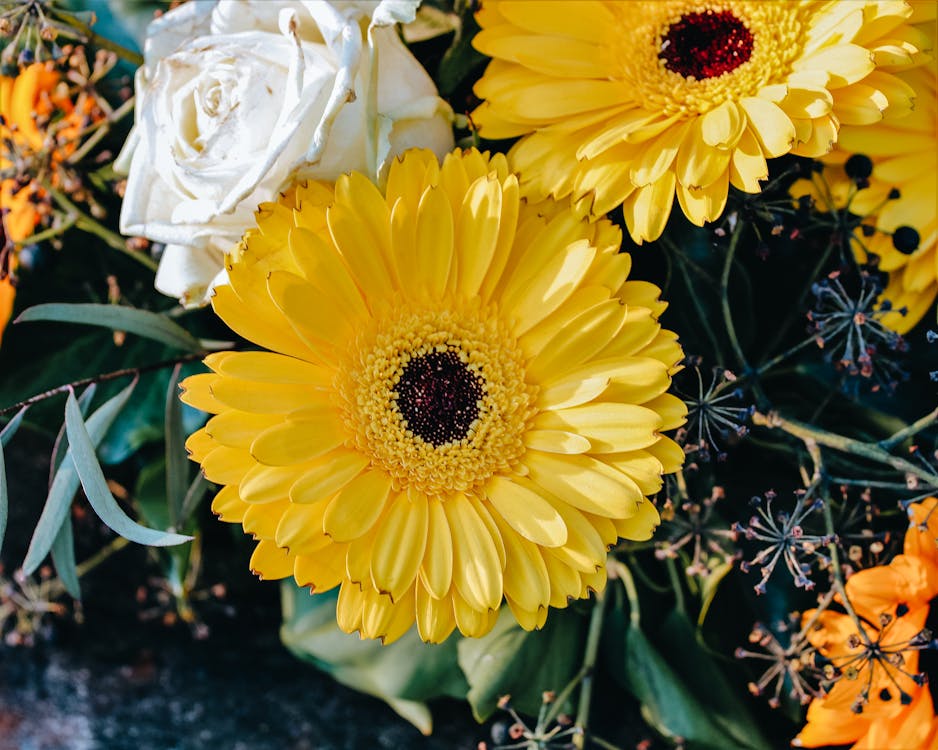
[{"x1": 116, "y1": 0, "x2": 454, "y2": 306}]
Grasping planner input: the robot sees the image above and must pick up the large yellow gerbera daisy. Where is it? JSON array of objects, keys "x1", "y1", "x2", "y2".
[
  {"x1": 471, "y1": 1, "x2": 928, "y2": 244},
  {"x1": 791, "y1": 4, "x2": 936, "y2": 333},
  {"x1": 181, "y1": 148, "x2": 685, "y2": 644}
]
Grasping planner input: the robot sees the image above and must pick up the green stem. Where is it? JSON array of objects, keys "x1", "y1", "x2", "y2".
[
  {"x1": 660, "y1": 235, "x2": 726, "y2": 362},
  {"x1": 611, "y1": 559, "x2": 641, "y2": 628},
  {"x1": 13, "y1": 214, "x2": 78, "y2": 246},
  {"x1": 721, "y1": 222, "x2": 769, "y2": 409},
  {"x1": 48, "y1": 187, "x2": 159, "y2": 272},
  {"x1": 572, "y1": 586, "x2": 607, "y2": 750},
  {"x1": 55, "y1": 13, "x2": 144, "y2": 65},
  {"x1": 665, "y1": 556, "x2": 686, "y2": 616},
  {"x1": 752, "y1": 410, "x2": 938, "y2": 486},
  {"x1": 879, "y1": 406, "x2": 938, "y2": 451},
  {"x1": 66, "y1": 96, "x2": 136, "y2": 165}
]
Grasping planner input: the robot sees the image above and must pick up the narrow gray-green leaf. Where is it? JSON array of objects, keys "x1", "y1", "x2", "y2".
[
  {"x1": 179, "y1": 472, "x2": 210, "y2": 527},
  {"x1": 49, "y1": 383, "x2": 97, "y2": 487},
  {"x1": 23, "y1": 378, "x2": 137, "y2": 575},
  {"x1": 1, "y1": 406, "x2": 27, "y2": 447},
  {"x1": 17, "y1": 303, "x2": 203, "y2": 353},
  {"x1": 0, "y1": 437, "x2": 8, "y2": 557},
  {"x1": 164, "y1": 364, "x2": 188, "y2": 528},
  {"x1": 65, "y1": 391, "x2": 192, "y2": 547},
  {"x1": 50, "y1": 519, "x2": 80, "y2": 599}
]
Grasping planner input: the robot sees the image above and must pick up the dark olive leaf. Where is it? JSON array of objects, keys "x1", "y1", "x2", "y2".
[
  {"x1": 64, "y1": 390, "x2": 192, "y2": 548},
  {"x1": 435, "y1": 0, "x2": 488, "y2": 95},
  {"x1": 604, "y1": 601, "x2": 769, "y2": 750},
  {"x1": 280, "y1": 582, "x2": 468, "y2": 734},
  {"x1": 164, "y1": 363, "x2": 188, "y2": 528},
  {"x1": 457, "y1": 607, "x2": 586, "y2": 722},
  {"x1": 50, "y1": 518, "x2": 80, "y2": 599},
  {"x1": 23, "y1": 378, "x2": 137, "y2": 576},
  {"x1": 17, "y1": 303, "x2": 203, "y2": 353},
  {"x1": 661, "y1": 611, "x2": 771, "y2": 750}
]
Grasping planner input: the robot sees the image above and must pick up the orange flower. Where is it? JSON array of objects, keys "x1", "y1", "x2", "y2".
[
  {"x1": 0, "y1": 61, "x2": 102, "y2": 344},
  {"x1": 795, "y1": 498, "x2": 938, "y2": 747}
]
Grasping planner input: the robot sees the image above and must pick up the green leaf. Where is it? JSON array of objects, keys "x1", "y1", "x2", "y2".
[
  {"x1": 63, "y1": 390, "x2": 193, "y2": 548},
  {"x1": 604, "y1": 602, "x2": 769, "y2": 750},
  {"x1": 17, "y1": 303, "x2": 204, "y2": 353},
  {"x1": 697, "y1": 559, "x2": 735, "y2": 627},
  {"x1": 457, "y1": 607, "x2": 586, "y2": 722},
  {"x1": 164, "y1": 364, "x2": 188, "y2": 528},
  {"x1": 50, "y1": 384, "x2": 97, "y2": 483},
  {"x1": 179, "y1": 473, "x2": 210, "y2": 527},
  {"x1": 435, "y1": 0, "x2": 488, "y2": 95},
  {"x1": 0, "y1": 437, "x2": 7, "y2": 558},
  {"x1": 1, "y1": 406, "x2": 27, "y2": 447},
  {"x1": 98, "y1": 361, "x2": 207, "y2": 465},
  {"x1": 661, "y1": 612, "x2": 770, "y2": 750},
  {"x1": 23, "y1": 378, "x2": 137, "y2": 575},
  {"x1": 280, "y1": 582, "x2": 468, "y2": 734},
  {"x1": 0, "y1": 407, "x2": 25, "y2": 556},
  {"x1": 50, "y1": 519, "x2": 80, "y2": 599}
]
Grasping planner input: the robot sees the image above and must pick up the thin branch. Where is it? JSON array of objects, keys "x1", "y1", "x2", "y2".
[{"x1": 0, "y1": 353, "x2": 204, "y2": 415}]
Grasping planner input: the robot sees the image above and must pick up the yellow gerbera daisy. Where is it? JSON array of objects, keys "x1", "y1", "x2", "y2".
[
  {"x1": 791, "y1": 4, "x2": 936, "y2": 333},
  {"x1": 471, "y1": 1, "x2": 927, "y2": 244},
  {"x1": 181, "y1": 148, "x2": 685, "y2": 644}
]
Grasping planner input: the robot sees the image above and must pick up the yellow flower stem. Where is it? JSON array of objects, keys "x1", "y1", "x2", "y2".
[
  {"x1": 659, "y1": 235, "x2": 726, "y2": 364},
  {"x1": 750, "y1": 235, "x2": 837, "y2": 383},
  {"x1": 665, "y1": 556, "x2": 686, "y2": 616},
  {"x1": 54, "y1": 13, "x2": 144, "y2": 66},
  {"x1": 0, "y1": 353, "x2": 205, "y2": 416},
  {"x1": 48, "y1": 185, "x2": 159, "y2": 273},
  {"x1": 721, "y1": 222, "x2": 769, "y2": 409},
  {"x1": 572, "y1": 586, "x2": 608, "y2": 750},
  {"x1": 752, "y1": 410, "x2": 938, "y2": 486}
]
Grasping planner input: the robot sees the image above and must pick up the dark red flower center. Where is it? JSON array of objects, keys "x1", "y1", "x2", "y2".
[
  {"x1": 395, "y1": 349, "x2": 483, "y2": 446},
  {"x1": 659, "y1": 10, "x2": 754, "y2": 80}
]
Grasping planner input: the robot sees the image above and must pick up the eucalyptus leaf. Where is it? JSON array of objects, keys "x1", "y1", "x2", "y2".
[
  {"x1": 50, "y1": 519, "x2": 80, "y2": 599},
  {"x1": 0, "y1": 406, "x2": 27, "y2": 447},
  {"x1": 165, "y1": 364, "x2": 188, "y2": 528},
  {"x1": 457, "y1": 607, "x2": 586, "y2": 722},
  {"x1": 64, "y1": 391, "x2": 193, "y2": 548},
  {"x1": 280, "y1": 582, "x2": 468, "y2": 734},
  {"x1": 0, "y1": 437, "x2": 7, "y2": 558},
  {"x1": 49, "y1": 383, "x2": 97, "y2": 486},
  {"x1": 17, "y1": 303, "x2": 203, "y2": 353},
  {"x1": 23, "y1": 378, "x2": 137, "y2": 576}
]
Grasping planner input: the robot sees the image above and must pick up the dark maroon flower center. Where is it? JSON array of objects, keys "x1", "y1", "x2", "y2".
[
  {"x1": 395, "y1": 350, "x2": 483, "y2": 446},
  {"x1": 659, "y1": 9, "x2": 754, "y2": 80}
]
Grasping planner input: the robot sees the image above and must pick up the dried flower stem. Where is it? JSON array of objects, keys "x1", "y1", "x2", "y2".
[
  {"x1": 53, "y1": 12, "x2": 144, "y2": 66},
  {"x1": 752, "y1": 410, "x2": 938, "y2": 486}
]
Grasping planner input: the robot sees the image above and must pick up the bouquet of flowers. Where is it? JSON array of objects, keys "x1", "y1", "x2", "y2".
[{"x1": 1, "y1": 1, "x2": 936, "y2": 748}]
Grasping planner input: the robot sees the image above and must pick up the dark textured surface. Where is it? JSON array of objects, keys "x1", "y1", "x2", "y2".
[{"x1": 0, "y1": 434, "x2": 484, "y2": 750}]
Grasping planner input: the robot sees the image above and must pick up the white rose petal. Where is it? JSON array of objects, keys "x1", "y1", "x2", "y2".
[{"x1": 117, "y1": 0, "x2": 454, "y2": 305}]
